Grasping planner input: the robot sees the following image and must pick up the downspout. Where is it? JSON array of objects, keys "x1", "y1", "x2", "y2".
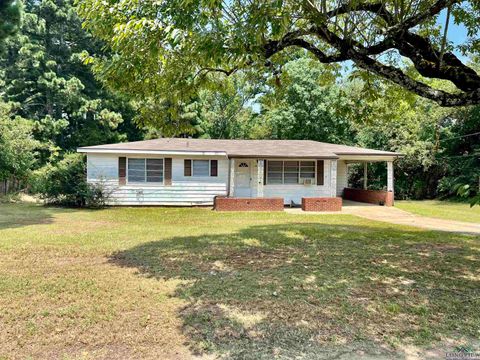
[{"x1": 227, "y1": 158, "x2": 231, "y2": 197}]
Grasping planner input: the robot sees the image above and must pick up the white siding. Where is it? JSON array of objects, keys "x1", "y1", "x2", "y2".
[
  {"x1": 87, "y1": 154, "x2": 228, "y2": 206},
  {"x1": 263, "y1": 160, "x2": 333, "y2": 204},
  {"x1": 86, "y1": 154, "x2": 340, "y2": 206},
  {"x1": 336, "y1": 160, "x2": 348, "y2": 197}
]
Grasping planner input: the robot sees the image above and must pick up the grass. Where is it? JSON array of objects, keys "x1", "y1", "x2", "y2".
[
  {"x1": 396, "y1": 200, "x2": 480, "y2": 223},
  {"x1": 1, "y1": 203, "x2": 480, "y2": 359}
]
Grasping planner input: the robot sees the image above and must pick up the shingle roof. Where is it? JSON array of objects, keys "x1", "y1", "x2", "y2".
[{"x1": 77, "y1": 138, "x2": 401, "y2": 158}]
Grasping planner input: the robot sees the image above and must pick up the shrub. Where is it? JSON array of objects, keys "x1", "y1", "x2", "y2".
[
  {"x1": 0, "y1": 104, "x2": 40, "y2": 188},
  {"x1": 32, "y1": 153, "x2": 111, "y2": 207}
]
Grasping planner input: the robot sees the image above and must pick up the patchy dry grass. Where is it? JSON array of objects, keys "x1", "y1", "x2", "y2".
[
  {"x1": 1, "y1": 203, "x2": 480, "y2": 359},
  {"x1": 396, "y1": 200, "x2": 480, "y2": 223}
]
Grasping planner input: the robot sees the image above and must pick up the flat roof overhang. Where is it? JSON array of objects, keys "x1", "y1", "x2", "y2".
[{"x1": 339, "y1": 154, "x2": 403, "y2": 162}]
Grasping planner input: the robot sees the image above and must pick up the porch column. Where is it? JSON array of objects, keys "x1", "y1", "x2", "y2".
[
  {"x1": 363, "y1": 162, "x2": 368, "y2": 190},
  {"x1": 330, "y1": 160, "x2": 337, "y2": 197},
  {"x1": 229, "y1": 159, "x2": 235, "y2": 197},
  {"x1": 257, "y1": 159, "x2": 264, "y2": 197},
  {"x1": 387, "y1": 161, "x2": 394, "y2": 192},
  {"x1": 387, "y1": 161, "x2": 394, "y2": 206}
]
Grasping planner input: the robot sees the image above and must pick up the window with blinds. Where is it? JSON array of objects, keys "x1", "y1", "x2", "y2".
[
  {"x1": 266, "y1": 160, "x2": 316, "y2": 185},
  {"x1": 184, "y1": 159, "x2": 218, "y2": 177},
  {"x1": 192, "y1": 160, "x2": 210, "y2": 176},
  {"x1": 127, "y1": 158, "x2": 164, "y2": 183}
]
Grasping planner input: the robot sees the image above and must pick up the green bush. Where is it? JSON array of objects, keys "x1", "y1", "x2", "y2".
[{"x1": 32, "y1": 153, "x2": 110, "y2": 207}]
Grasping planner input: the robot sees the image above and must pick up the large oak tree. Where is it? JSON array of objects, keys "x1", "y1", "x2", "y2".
[{"x1": 78, "y1": 0, "x2": 480, "y2": 106}]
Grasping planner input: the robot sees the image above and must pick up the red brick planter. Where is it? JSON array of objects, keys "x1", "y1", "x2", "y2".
[
  {"x1": 301, "y1": 197, "x2": 342, "y2": 212},
  {"x1": 343, "y1": 188, "x2": 394, "y2": 206},
  {"x1": 214, "y1": 197, "x2": 284, "y2": 211}
]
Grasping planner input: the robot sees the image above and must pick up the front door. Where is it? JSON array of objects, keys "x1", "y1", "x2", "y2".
[{"x1": 234, "y1": 160, "x2": 252, "y2": 197}]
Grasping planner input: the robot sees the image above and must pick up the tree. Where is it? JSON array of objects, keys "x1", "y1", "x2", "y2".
[
  {"x1": 0, "y1": 0, "x2": 21, "y2": 43},
  {"x1": 78, "y1": 0, "x2": 480, "y2": 106},
  {"x1": 437, "y1": 105, "x2": 480, "y2": 205},
  {"x1": 345, "y1": 80, "x2": 449, "y2": 198},
  {"x1": 194, "y1": 75, "x2": 260, "y2": 139},
  {"x1": 0, "y1": 0, "x2": 143, "y2": 165},
  {"x1": 258, "y1": 57, "x2": 354, "y2": 143}
]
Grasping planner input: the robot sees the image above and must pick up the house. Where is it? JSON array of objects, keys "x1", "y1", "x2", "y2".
[{"x1": 77, "y1": 138, "x2": 401, "y2": 210}]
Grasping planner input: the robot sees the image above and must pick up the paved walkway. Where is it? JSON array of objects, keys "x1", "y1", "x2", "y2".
[{"x1": 286, "y1": 201, "x2": 480, "y2": 234}]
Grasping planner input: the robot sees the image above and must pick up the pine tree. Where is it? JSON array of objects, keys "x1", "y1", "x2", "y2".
[
  {"x1": 0, "y1": 0, "x2": 21, "y2": 42},
  {"x1": 0, "y1": 0, "x2": 142, "y2": 164}
]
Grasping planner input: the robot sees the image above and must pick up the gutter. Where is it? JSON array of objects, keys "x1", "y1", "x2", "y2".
[{"x1": 77, "y1": 148, "x2": 228, "y2": 157}]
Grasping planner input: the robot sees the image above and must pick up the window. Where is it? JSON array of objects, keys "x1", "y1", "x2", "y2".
[
  {"x1": 192, "y1": 160, "x2": 209, "y2": 176},
  {"x1": 184, "y1": 159, "x2": 217, "y2": 177},
  {"x1": 266, "y1": 160, "x2": 316, "y2": 185},
  {"x1": 284, "y1": 161, "x2": 299, "y2": 184},
  {"x1": 267, "y1": 161, "x2": 283, "y2": 184},
  {"x1": 127, "y1": 158, "x2": 164, "y2": 183},
  {"x1": 300, "y1": 161, "x2": 315, "y2": 180}
]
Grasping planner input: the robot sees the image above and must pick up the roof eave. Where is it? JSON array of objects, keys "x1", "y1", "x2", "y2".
[
  {"x1": 77, "y1": 148, "x2": 228, "y2": 157},
  {"x1": 336, "y1": 152, "x2": 403, "y2": 157},
  {"x1": 227, "y1": 154, "x2": 339, "y2": 159}
]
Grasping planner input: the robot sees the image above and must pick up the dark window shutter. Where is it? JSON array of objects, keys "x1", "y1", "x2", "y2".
[
  {"x1": 119, "y1": 157, "x2": 126, "y2": 185},
  {"x1": 316, "y1": 160, "x2": 324, "y2": 185},
  {"x1": 164, "y1": 158, "x2": 172, "y2": 185},
  {"x1": 210, "y1": 160, "x2": 218, "y2": 176},
  {"x1": 263, "y1": 160, "x2": 267, "y2": 185},
  {"x1": 184, "y1": 159, "x2": 192, "y2": 176}
]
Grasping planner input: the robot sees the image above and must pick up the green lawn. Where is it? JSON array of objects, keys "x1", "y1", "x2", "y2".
[
  {"x1": 396, "y1": 200, "x2": 480, "y2": 223},
  {"x1": 1, "y1": 203, "x2": 479, "y2": 359}
]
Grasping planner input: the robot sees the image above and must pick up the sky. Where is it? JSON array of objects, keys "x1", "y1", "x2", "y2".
[{"x1": 437, "y1": 9, "x2": 470, "y2": 61}]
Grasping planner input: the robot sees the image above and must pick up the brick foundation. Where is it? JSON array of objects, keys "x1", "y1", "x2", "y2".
[
  {"x1": 343, "y1": 188, "x2": 394, "y2": 206},
  {"x1": 214, "y1": 197, "x2": 284, "y2": 211},
  {"x1": 301, "y1": 197, "x2": 342, "y2": 211}
]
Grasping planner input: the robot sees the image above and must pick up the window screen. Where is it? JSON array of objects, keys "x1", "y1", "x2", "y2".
[
  {"x1": 267, "y1": 160, "x2": 316, "y2": 184},
  {"x1": 192, "y1": 160, "x2": 209, "y2": 176},
  {"x1": 128, "y1": 158, "x2": 146, "y2": 182},
  {"x1": 267, "y1": 160, "x2": 283, "y2": 184},
  {"x1": 284, "y1": 161, "x2": 299, "y2": 184},
  {"x1": 127, "y1": 158, "x2": 164, "y2": 183},
  {"x1": 146, "y1": 159, "x2": 163, "y2": 182},
  {"x1": 300, "y1": 161, "x2": 315, "y2": 180}
]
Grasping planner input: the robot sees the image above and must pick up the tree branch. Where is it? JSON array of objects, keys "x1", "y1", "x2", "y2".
[
  {"x1": 194, "y1": 66, "x2": 240, "y2": 79},
  {"x1": 260, "y1": 0, "x2": 480, "y2": 106},
  {"x1": 349, "y1": 52, "x2": 480, "y2": 106},
  {"x1": 397, "y1": 32, "x2": 480, "y2": 91},
  {"x1": 387, "y1": 0, "x2": 461, "y2": 33}
]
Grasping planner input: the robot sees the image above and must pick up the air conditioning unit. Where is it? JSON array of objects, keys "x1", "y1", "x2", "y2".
[{"x1": 302, "y1": 178, "x2": 314, "y2": 185}]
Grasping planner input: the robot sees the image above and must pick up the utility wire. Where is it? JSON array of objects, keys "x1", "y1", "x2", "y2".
[
  {"x1": 436, "y1": 153, "x2": 480, "y2": 159},
  {"x1": 438, "y1": 131, "x2": 480, "y2": 142}
]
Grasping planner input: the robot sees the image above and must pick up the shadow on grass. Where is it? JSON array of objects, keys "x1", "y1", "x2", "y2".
[
  {"x1": 109, "y1": 222, "x2": 480, "y2": 359},
  {"x1": 0, "y1": 203, "x2": 74, "y2": 230}
]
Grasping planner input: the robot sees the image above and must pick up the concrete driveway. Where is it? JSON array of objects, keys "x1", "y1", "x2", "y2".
[{"x1": 287, "y1": 200, "x2": 480, "y2": 234}]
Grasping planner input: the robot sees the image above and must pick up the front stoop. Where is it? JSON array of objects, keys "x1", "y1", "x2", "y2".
[
  {"x1": 302, "y1": 197, "x2": 343, "y2": 211},
  {"x1": 214, "y1": 197, "x2": 284, "y2": 211}
]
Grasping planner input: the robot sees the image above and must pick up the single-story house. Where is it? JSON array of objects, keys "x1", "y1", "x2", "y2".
[{"x1": 77, "y1": 138, "x2": 401, "y2": 210}]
